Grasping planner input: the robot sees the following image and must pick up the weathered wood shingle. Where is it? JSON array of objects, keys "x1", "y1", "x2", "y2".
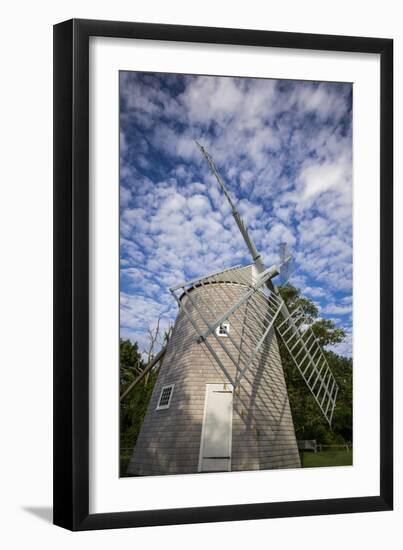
[{"x1": 128, "y1": 271, "x2": 300, "y2": 476}]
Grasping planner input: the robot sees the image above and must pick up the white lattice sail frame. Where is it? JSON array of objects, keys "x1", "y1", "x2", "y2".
[{"x1": 277, "y1": 306, "x2": 339, "y2": 426}]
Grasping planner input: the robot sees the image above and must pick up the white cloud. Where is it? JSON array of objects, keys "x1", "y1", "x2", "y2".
[
  {"x1": 299, "y1": 155, "x2": 350, "y2": 201},
  {"x1": 296, "y1": 84, "x2": 349, "y2": 122},
  {"x1": 119, "y1": 73, "x2": 353, "y2": 356},
  {"x1": 187, "y1": 194, "x2": 212, "y2": 216},
  {"x1": 264, "y1": 222, "x2": 296, "y2": 248},
  {"x1": 120, "y1": 186, "x2": 132, "y2": 207},
  {"x1": 179, "y1": 76, "x2": 244, "y2": 124},
  {"x1": 322, "y1": 303, "x2": 353, "y2": 316},
  {"x1": 303, "y1": 285, "x2": 326, "y2": 298}
]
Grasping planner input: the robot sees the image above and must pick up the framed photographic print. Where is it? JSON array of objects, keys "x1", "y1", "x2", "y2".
[{"x1": 53, "y1": 19, "x2": 393, "y2": 530}]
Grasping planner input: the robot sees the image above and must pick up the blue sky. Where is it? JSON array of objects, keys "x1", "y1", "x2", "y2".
[{"x1": 120, "y1": 72, "x2": 353, "y2": 357}]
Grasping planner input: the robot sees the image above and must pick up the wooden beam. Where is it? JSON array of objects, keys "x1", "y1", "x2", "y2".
[{"x1": 120, "y1": 346, "x2": 167, "y2": 401}]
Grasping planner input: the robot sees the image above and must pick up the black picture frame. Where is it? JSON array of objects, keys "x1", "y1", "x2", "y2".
[{"x1": 53, "y1": 18, "x2": 393, "y2": 531}]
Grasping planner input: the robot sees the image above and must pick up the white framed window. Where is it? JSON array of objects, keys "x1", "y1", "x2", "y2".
[
  {"x1": 156, "y1": 384, "x2": 175, "y2": 410},
  {"x1": 216, "y1": 323, "x2": 230, "y2": 337}
]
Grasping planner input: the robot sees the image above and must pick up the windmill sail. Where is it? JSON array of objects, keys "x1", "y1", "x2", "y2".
[
  {"x1": 195, "y1": 142, "x2": 339, "y2": 427},
  {"x1": 277, "y1": 306, "x2": 339, "y2": 425},
  {"x1": 279, "y1": 242, "x2": 295, "y2": 284},
  {"x1": 195, "y1": 141, "x2": 265, "y2": 273}
]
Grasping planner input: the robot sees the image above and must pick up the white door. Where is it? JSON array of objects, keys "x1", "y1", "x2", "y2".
[{"x1": 198, "y1": 383, "x2": 233, "y2": 472}]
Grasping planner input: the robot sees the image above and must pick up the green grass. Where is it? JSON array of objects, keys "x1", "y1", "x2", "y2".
[
  {"x1": 300, "y1": 449, "x2": 353, "y2": 468},
  {"x1": 120, "y1": 449, "x2": 352, "y2": 475}
]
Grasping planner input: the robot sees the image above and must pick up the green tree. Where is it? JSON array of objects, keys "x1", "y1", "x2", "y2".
[
  {"x1": 278, "y1": 283, "x2": 318, "y2": 322},
  {"x1": 277, "y1": 284, "x2": 352, "y2": 445},
  {"x1": 120, "y1": 338, "x2": 143, "y2": 388},
  {"x1": 119, "y1": 338, "x2": 159, "y2": 475},
  {"x1": 119, "y1": 327, "x2": 171, "y2": 475}
]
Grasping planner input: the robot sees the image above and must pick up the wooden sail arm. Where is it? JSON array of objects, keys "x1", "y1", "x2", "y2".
[{"x1": 195, "y1": 141, "x2": 265, "y2": 273}]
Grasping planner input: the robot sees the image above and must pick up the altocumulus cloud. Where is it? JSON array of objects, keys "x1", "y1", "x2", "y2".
[{"x1": 120, "y1": 72, "x2": 353, "y2": 356}]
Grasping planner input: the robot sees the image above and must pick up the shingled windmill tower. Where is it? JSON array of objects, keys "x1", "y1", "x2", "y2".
[{"x1": 127, "y1": 143, "x2": 338, "y2": 476}]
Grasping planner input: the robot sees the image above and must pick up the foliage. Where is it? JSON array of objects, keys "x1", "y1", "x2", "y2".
[
  {"x1": 119, "y1": 338, "x2": 160, "y2": 475},
  {"x1": 278, "y1": 283, "x2": 318, "y2": 322},
  {"x1": 277, "y1": 284, "x2": 352, "y2": 445},
  {"x1": 311, "y1": 318, "x2": 346, "y2": 347},
  {"x1": 120, "y1": 338, "x2": 143, "y2": 383}
]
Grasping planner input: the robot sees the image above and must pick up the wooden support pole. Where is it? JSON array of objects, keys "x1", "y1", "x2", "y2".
[{"x1": 120, "y1": 346, "x2": 167, "y2": 402}]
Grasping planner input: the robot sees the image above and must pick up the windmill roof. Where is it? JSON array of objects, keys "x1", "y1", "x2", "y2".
[{"x1": 176, "y1": 263, "x2": 258, "y2": 302}]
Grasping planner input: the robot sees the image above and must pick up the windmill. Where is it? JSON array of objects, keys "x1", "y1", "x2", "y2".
[{"x1": 127, "y1": 143, "x2": 338, "y2": 476}]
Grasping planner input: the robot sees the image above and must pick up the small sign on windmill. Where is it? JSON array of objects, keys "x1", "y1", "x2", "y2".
[{"x1": 127, "y1": 143, "x2": 338, "y2": 476}]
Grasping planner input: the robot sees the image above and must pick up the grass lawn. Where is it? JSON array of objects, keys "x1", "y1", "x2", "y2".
[
  {"x1": 120, "y1": 449, "x2": 353, "y2": 475},
  {"x1": 300, "y1": 449, "x2": 353, "y2": 468}
]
